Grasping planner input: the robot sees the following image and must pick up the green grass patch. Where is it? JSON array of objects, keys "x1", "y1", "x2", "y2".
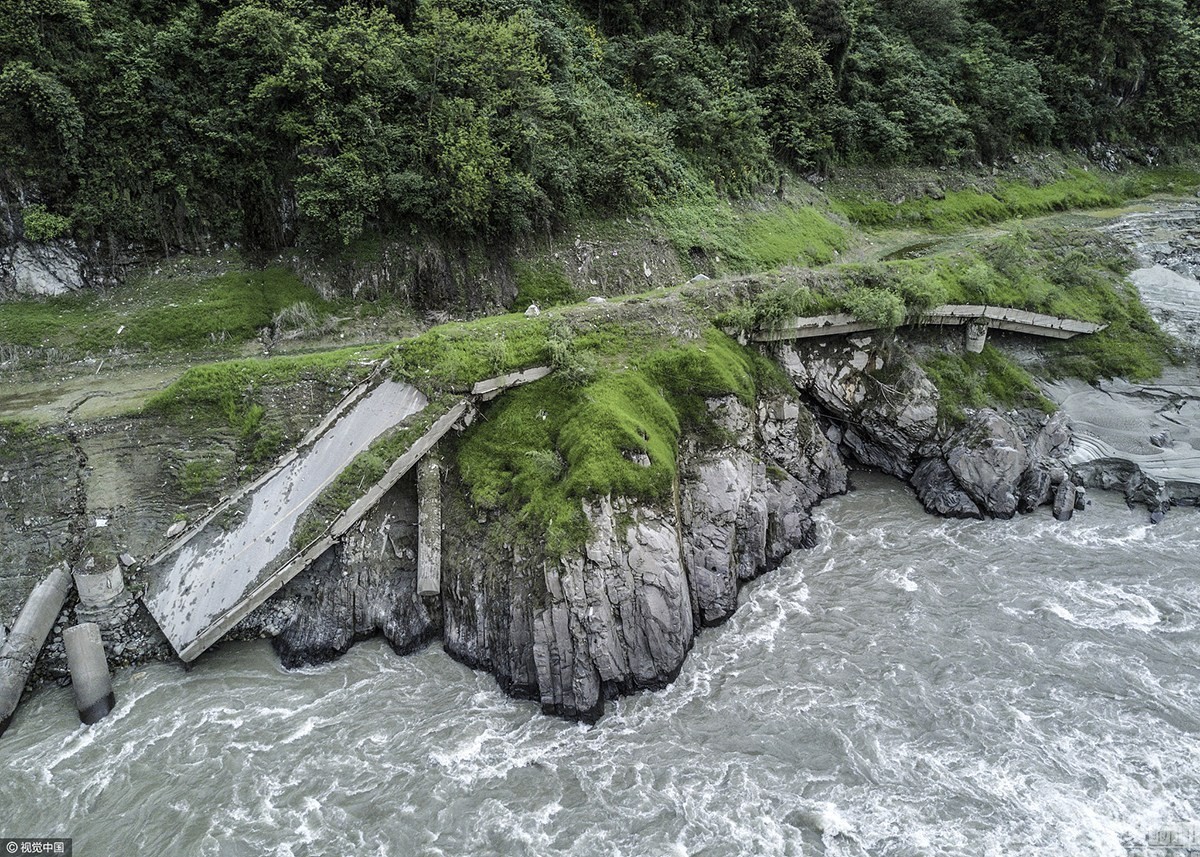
[
  {"x1": 922, "y1": 346, "x2": 1055, "y2": 426},
  {"x1": 456, "y1": 328, "x2": 759, "y2": 555},
  {"x1": 145, "y1": 347, "x2": 381, "y2": 423},
  {"x1": 457, "y1": 373, "x2": 677, "y2": 555},
  {"x1": 718, "y1": 221, "x2": 1173, "y2": 383},
  {"x1": 838, "y1": 188, "x2": 1011, "y2": 231},
  {"x1": 179, "y1": 458, "x2": 225, "y2": 500},
  {"x1": 653, "y1": 189, "x2": 848, "y2": 274},
  {"x1": 1046, "y1": 293, "x2": 1179, "y2": 383},
  {"x1": 835, "y1": 166, "x2": 1200, "y2": 232},
  {"x1": 0, "y1": 266, "x2": 330, "y2": 357},
  {"x1": 513, "y1": 260, "x2": 578, "y2": 310},
  {"x1": 388, "y1": 313, "x2": 552, "y2": 393},
  {"x1": 144, "y1": 346, "x2": 383, "y2": 471},
  {"x1": 835, "y1": 170, "x2": 1118, "y2": 231},
  {"x1": 1114, "y1": 166, "x2": 1200, "y2": 199},
  {"x1": 0, "y1": 418, "x2": 66, "y2": 453}
]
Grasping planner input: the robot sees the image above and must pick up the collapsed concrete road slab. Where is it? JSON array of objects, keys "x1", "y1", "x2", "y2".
[{"x1": 144, "y1": 380, "x2": 427, "y2": 662}]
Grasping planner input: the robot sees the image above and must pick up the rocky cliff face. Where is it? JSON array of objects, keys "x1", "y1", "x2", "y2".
[
  {"x1": 776, "y1": 336, "x2": 938, "y2": 479},
  {"x1": 435, "y1": 390, "x2": 846, "y2": 720},
  {"x1": 261, "y1": 331, "x2": 1092, "y2": 721},
  {"x1": 2, "y1": 330, "x2": 1161, "y2": 721},
  {"x1": 0, "y1": 241, "x2": 94, "y2": 299},
  {"x1": 775, "y1": 336, "x2": 1084, "y2": 522}
]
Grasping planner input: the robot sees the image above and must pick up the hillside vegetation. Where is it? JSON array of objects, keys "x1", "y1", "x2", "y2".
[{"x1": 3, "y1": 0, "x2": 1199, "y2": 255}]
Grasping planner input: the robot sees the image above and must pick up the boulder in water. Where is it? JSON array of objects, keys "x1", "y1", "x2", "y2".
[
  {"x1": 1017, "y1": 460, "x2": 1055, "y2": 513},
  {"x1": 1053, "y1": 480, "x2": 1077, "y2": 521},
  {"x1": 944, "y1": 409, "x2": 1027, "y2": 519},
  {"x1": 910, "y1": 457, "x2": 982, "y2": 519}
]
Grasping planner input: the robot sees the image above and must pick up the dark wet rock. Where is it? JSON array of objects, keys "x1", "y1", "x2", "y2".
[
  {"x1": 1053, "y1": 480, "x2": 1077, "y2": 521},
  {"x1": 267, "y1": 473, "x2": 438, "y2": 668},
  {"x1": 944, "y1": 410, "x2": 1027, "y2": 518},
  {"x1": 910, "y1": 457, "x2": 982, "y2": 519},
  {"x1": 441, "y1": 394, "x2": 846, "y2": 721},
  {"x1": 544, "y1": 498, "x2": 694, "y2": 721},
  {"x1": 1070, "y1": 457, "x2": 1173, "y2": 514},
  {"x1": 1017, "y1": 461, "x2": 1055, "y2": 513},
  {"x1": 680, "y1": 395, "x2": 834, "y2": 625}
]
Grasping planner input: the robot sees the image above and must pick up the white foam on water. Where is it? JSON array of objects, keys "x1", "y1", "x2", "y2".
[
  {"x1": 1046, "y1": 601, "x2": 1079, "y2": 623},
  {"x1": 883, "y1": 567, "x2": 920, "y2": 592},
  {"x1": 1042, "y1": 580, "x2": 1165, "y2": 633},
  {"x1": 280, "y1": 716, "x2": 318, "y2": 745}
]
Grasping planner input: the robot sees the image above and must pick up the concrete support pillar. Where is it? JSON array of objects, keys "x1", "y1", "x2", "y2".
[
  {"x1": 417, "y1": 450, "x2": 442, "y2": 597},
  {"x1": 965, "y1": 319, "x2": 989, "y2": 353},
  {"x1": 74, "y1": 564, "x2": 126, "y2": 609},
  {"x1": 64, "y1": 623, "x2": 115, "y2": 725},
  {"x1": 0, "y1": 567, "x2": 73, "y2": 738}
]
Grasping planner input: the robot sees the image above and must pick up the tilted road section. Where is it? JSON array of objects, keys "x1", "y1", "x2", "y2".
[
  {"x1": 144, "y1": 366, "x2": 553, "y2": 663},
  {"x1": 145, "y1": 379, "x2": 427, "y2": 662}
]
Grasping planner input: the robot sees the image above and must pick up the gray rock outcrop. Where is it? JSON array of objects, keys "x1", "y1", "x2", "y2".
[
  {"x1": 910, "y1": 457, "x2": 983, "y2": 519},
  {"x1": 776, "y1": 338, "x2": 1077, "y2": 521},
  {"x1": 438, "y1": 392, "x2": 846, "y2": 720},
  {"x1": 0, "y1": 241, "x2": 89, "y2": 299},
  {"x1": 1053, "y1": 480, "x2": 1079, "y2": 521},
  {"x1": 913, "y1": 409, "x2": 1078, "y2": 520},
  {"x1": 776, "y1": 337, "x2": 939, "y2": 478},
  {"x1": 943, "y1": 409, "x2": 1027, "y2": 518}
]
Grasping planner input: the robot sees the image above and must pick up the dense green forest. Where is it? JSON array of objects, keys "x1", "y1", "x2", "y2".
[{"x1": 3, "y1": 0, "x2": 1198, "y2": 251}]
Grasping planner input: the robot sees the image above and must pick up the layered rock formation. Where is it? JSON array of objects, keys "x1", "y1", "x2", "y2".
[
  {"x1": 774, "y1": 336, "x2": 1082, "y2": 522},
  {"x1": 434, "y1": 391, "x2": 847, "y2": 720},
  {"x1": 248, "y1": 333, "x2": 1098, "y2": 720}
]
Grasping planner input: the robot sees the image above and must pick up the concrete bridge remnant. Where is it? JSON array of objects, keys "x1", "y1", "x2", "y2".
[
  {"x1": 0, "y1": 566, "x2": 72, "y2": 738},
  {"x1": 143, "y1": 366, "x2": 553, "y2": 664},
  {"x1": 749, "y1": 304, "x2": 1106, "y2": 350},
  {"x1": 64, "y1": 622, "x2": 115, "y2": 725}
]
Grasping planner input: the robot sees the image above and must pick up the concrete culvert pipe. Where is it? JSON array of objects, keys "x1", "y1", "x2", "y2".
[
  {"x1": 64, "y1": 623, "x2": 115, "y2": 725},
  {"x1": 0, "y1": 567, "x2": 73, "y2": 738}
]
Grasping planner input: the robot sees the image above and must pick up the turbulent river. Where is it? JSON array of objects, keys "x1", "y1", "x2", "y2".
[{"x1": 3, "y1": 472, "x2": 1199, "y2": 856}]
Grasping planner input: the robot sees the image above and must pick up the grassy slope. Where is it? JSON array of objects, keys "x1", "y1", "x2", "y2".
[
  {"x1": 831, "y1": 164, "x2": 1200, "y2": 231},
  {"x1": 0, "y1": 266, "x2": 331, "y2": 357}
]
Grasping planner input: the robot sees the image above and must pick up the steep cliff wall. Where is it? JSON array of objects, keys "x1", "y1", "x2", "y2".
[{"x1": 436, "y1": 390, "x2": 846, "y2": 720}]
